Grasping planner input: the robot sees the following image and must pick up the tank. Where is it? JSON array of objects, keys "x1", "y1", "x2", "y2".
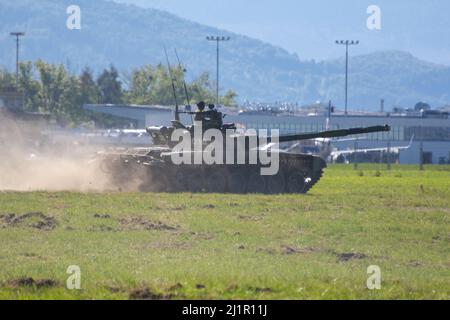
[{"x1": 96, "y1": 104, "x2": 390, "y2": 194}]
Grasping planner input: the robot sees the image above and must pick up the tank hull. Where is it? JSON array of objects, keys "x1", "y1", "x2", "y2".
[{"x1": 97, "y1": 147, "x2": 326, "y2": 194}]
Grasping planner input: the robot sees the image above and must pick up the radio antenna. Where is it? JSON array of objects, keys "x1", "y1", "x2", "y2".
[
  {"x1": 163, "y1": 46, "x2": 180, "y2": 121},
  {"x1": 174, "y1": 48, "x2": 191, "y2": 106}
]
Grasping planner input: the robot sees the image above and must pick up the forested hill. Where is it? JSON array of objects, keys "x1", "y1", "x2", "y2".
[{"x1": 1, "y1": 0, "x2": 449, "y2": 110}]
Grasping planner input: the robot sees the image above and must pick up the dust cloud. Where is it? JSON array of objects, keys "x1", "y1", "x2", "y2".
[{"x1": 0, "y1": 111, "x2": 118, "y2": 192}]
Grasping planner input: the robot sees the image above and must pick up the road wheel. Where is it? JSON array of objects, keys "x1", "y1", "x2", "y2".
[
  {"x1": 187, "y1": 171, "x2": 205, "y2": 193},
  {"x1": 267, "y1": 172, "x2": 286, "y2": 194},
  {"x1": 98, "y1": 158, "x2": 115, "y2": 174},
  {"x1": 140, "y1": 169, "x2": 169, "y2": 192},
  {"x1": 205, "y1": 168, "x2": 228, "y2": 193},
  {"x1": 286, "y1": 171, "x2": 307, "y2": 194},
  {"x1": 247, "y1": 172, "x2": 266, "y2": 194},
  {"x1": 171, "y1": 168, "x2": 188, "y2": 192},
  {"x1": 228, "y1": 170, "x2": 247, "y2": 194}
]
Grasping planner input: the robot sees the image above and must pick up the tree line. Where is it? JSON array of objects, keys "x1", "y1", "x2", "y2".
[{"x1": 0, "y1": 61, "x2": 237, "y2": 127}]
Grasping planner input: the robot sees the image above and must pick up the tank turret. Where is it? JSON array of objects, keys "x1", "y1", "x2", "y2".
[{"x1": 146, "y1": 102, "x2": 389, "y2": 147}]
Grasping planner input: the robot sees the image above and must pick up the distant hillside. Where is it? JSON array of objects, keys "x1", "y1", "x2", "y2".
[
  {"x1": 321, "y1": 51, "x2": 450, "y2": 109},
  {"x1": 115, "y1": 0, "x2": 450, "y2": 66},
  {"x1": 1, "y1": 0, "x2": 449, "y2": 110}
]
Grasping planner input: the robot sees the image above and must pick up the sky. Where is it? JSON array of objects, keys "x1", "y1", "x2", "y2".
[{"x1": 113, "y1": 0, "x2": 450, "y2": 65}]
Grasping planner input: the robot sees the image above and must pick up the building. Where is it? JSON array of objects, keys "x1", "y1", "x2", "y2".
[
  {"x1": 84, "y1": 104, "x2": 174, "y2": 128},
  {"x1": 83, "y1": 104, "x2": 450, "y2": 164},
  {"x1": 234, "y1": 112, "x2": 450, "y2": 165},
  {"x1": 0, "y1": 87, "x2": 24, "y2": 111}
]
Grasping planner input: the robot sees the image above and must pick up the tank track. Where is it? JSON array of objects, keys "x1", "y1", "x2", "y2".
[{"x1": 97, "y1": 148, "x2": 327, "y2": 194}]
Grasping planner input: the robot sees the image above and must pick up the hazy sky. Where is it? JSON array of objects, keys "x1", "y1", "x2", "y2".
[{"x1": 113, "y1": 0, "x2": 450, "y2": 65}]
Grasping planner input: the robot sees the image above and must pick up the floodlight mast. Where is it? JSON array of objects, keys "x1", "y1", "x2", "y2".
[
  {"x1": 335, "y1": 40, "x2": 359, "y2": 115},
  {"x1": 206, "y1": 36, "x2": 230, "y2": 105}
]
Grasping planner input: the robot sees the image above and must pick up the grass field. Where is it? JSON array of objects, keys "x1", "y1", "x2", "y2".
[{"x1": 0, "y1": 164, "x2": 449, "y2": 300}]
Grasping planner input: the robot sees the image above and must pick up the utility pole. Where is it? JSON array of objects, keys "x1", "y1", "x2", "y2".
[
  {"x1": 10, "y1": 32, "x2": 25, "y2": 88},
  {"x1": 326, "y1": 100, "x2": 332, "y2": 130},
  {"x1": 419, "y1": 141, "x2": 424, "y2": 171},
  {"x1": 419, "y1": 126, "x2": 424, "y2": 171},
  {"x1": 335, "y1": 40, "x2": 359, "y2": 115},
  {"x1": 206, "y1": 36, "x2": 230, "y2": 105}
]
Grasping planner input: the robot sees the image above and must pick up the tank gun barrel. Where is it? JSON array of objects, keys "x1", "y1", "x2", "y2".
[{"x1": 274, "y1": 125, "x2": 390, "y2": 143}]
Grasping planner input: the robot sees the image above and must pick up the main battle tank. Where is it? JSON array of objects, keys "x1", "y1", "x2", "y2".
[{"x1": 97, "y1": 103, "x2": 390, "y2": 194}]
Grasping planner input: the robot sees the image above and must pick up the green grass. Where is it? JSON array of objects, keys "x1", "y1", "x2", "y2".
[{"x1": 0, "y1": 164, "x2": 449, "y2": 300}]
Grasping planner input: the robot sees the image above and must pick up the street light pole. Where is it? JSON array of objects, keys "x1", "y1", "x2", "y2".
[
  {"x1": 206, "y1": 36, "x2": 230, "y2": 105},
  {"x1": 335, "y1": 40, "x2": 359, "y2": 115},
  {"x1": 10, "y1": 32, "x2": 25, "y2": 88}
]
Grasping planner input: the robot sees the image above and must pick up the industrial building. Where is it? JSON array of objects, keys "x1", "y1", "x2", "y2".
[
  {"x1": 0, "y1": 87, "x2": 24, "y2": 111},
  {"x1": 83, "y1": 104, "x2": 450, "y2": 165}
]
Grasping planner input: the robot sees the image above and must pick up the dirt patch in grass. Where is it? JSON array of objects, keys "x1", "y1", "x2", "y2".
[
  {"x1": 247, "y1": 286, "x2": 273, "y2": 293},
  {"x1": 35, "y1": 279, "x2": 58, "y2": 288},
  {"x1": 21, "y1": 252, "x2": 38, "y2": 257},
  {"x1": 0, "y1": 212, "x2": 57, "y2": 230},
  {"x1": 93, "y1": 214, "x2": 111, "y2": 219},
  {"x1": 167, "y1": 283, "x2": 183, "y2": 291},
  {"x1": 189, "y1": 231, "x2": 215, "y2": 240},
  {"x1": 238, "y1": 215, "x2": 264, "y2": 221},
  {"x1": 281, "y1": 245, "x2": 320, "y2": 255},
  {"x1": 119, "y1": 216, "x2": 178, "y2": 231},
  {"x1": 256, "y1": 246, "x2": 320, "y2": 255},
  {"x1": 256, "y1": 248, "x2": 276, "y2": 255},
  {"x1": 336, "y1": 252, "x2": 367, "y2": 262},
  {"x1": 88, "y1": 225, "x2": 115, "y2": 232},
  {"x1": 407, "y1": 260, "x2": 423, "y2": 267},
  {"x1": 225, "y1": 283, "x2": 238, "y2": 292},
  {"x1": 7, "y1": 277, "x2": 58, "y2": 288},
  {"x1": 168, "y1": 205, "x2": 187, "y2": 211},
  {"x1": 129, "y1": 287, "x2": 174, "y2": 300},
  {"x1": 144, "y1": 241, "x2": 191, "y2": 250}
]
